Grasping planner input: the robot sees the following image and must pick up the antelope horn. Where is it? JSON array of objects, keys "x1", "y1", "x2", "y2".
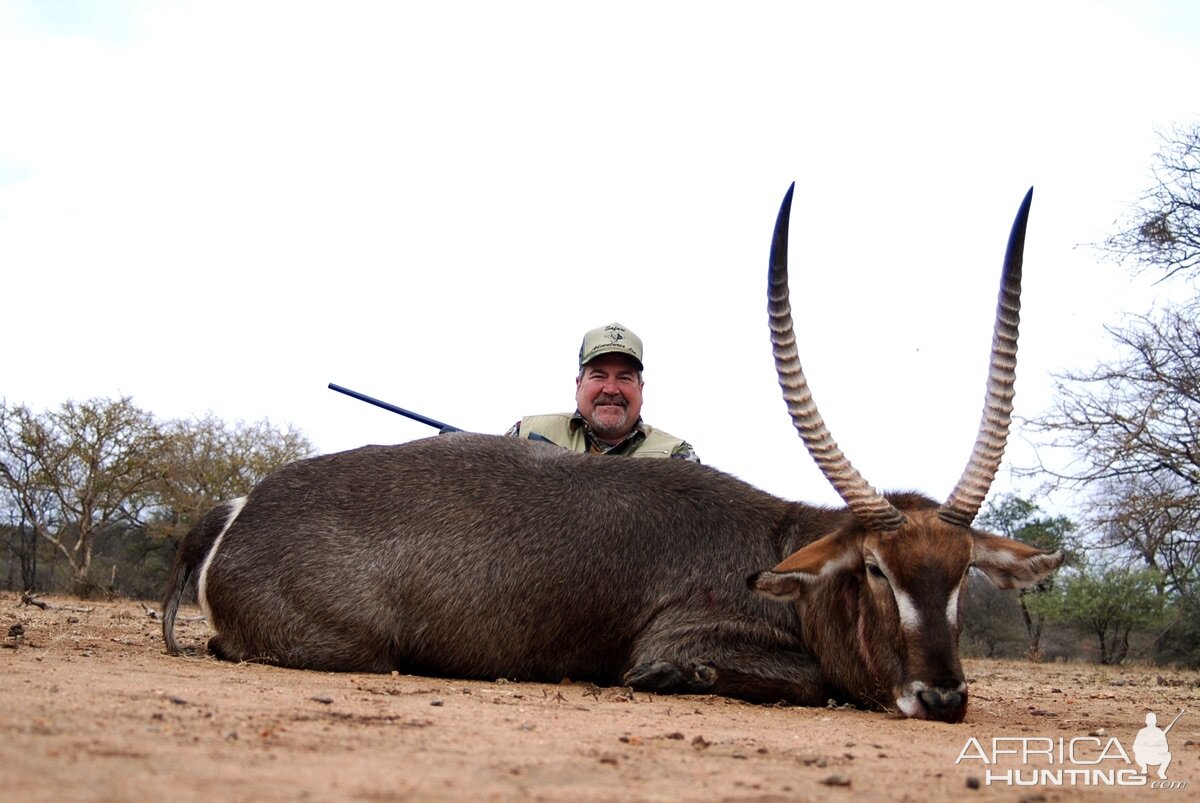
[
  {"x1": 937, "y1": 188, "x2": 1034, "y2": 528},
  {"x1": 768, "y1": 183, "x2": 908, "y2": 532}
]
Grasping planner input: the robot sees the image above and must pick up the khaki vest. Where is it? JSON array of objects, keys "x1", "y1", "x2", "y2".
[{"x1": 516, "y1": 414, "x2": 686, "y2": 459}]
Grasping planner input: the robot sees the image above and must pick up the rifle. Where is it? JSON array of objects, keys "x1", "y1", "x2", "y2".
[
  {"x1": 328, "y1": 383, "x2": 462, "y2": 434},
  {"x1": 1163, "y1": 708, "x2": 1186, "y2": 735}
]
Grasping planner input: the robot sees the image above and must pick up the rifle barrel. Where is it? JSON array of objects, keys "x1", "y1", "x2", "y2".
[
  {"x1": 1163, "y1": 708, "x2": 1186, "y2": 735},
  {"x1": 327, "y1": 383, "x2": 461, "y2": 433}
]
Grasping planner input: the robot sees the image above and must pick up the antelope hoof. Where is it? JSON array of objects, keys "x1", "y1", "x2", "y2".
[{"x1": 625, "y1": 660, "x2": 717, "y2": 692}]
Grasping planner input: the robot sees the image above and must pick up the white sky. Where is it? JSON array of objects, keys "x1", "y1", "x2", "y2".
[{"x1": 2, "y1": 0, "x2": 1198, "y2": 513}]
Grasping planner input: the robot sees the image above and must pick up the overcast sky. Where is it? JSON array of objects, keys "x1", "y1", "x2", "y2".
[{"x1": 3, "y1": 1, "x2": 1198, "y2": 512}]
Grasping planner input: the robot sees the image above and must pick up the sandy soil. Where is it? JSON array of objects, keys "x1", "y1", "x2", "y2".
[{"x1": 1, "y1": 592, "x2": 1197, "y2": 802}]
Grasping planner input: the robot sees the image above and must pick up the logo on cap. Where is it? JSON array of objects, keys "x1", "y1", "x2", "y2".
[{"x1": 579, "y1": 322, "x2": 644, "y2": 369}]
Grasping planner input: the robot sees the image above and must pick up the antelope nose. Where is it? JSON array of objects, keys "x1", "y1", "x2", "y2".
[{"x1": 918, "y1": 687, "x2": 964, "y2": 722}]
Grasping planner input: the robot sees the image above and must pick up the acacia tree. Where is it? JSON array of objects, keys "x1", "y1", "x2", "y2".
[
  {"x1": 977, "y1": 494, "x2": 1076, "y2": 660},
  {"x1": 2, "y1": 515, "x2": 39, "y2": 591},
  {"x1": 1103, "y1": 124, "x2": 1200, "y2": 281},
  {"x1": 1091, "y1": 475, "x2": 1198, "y2": 594},
  {"x1": 0, "y1": 406, "x2": 51, "y2": 590},
  {"x1": 2, "y1": 399, "x2": 317, "y2": 595},
  {"x1": 0, "y1": 397, "x2": 161, "y2": 593},
  {"x1": 1035, "y1": 303, "x2": 1199, "y2": 482},
  {"x1": 147, "y1": 414, "x2": 314, "y2": 544},
  {"x1": 1029, "y1": 563, "x2": 1166, "y2": 665},
  {"x1": 1028, "y1": 122, "x2": 1200, "y2": 602}
]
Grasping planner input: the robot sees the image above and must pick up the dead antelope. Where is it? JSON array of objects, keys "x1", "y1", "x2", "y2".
[{"x1": 162, "y1": 184, "x2": 1061, "y2": 723}]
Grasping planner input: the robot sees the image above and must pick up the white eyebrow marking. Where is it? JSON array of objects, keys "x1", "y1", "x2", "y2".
[
  {"x1": 872, "y1": 554, "x2": 922, "y2": 632},
  {"x1": 893, "y1": 586, "x2": 922, "y2": 632},
  {"x1": 946, "y1": 580, "x2": 963, "y2": 628},
  {"x1": 819, "y1": 548, "x2": 857, "y2": 578}
]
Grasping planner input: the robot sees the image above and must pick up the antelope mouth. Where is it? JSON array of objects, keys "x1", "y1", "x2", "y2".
[{"x1": 895, "y1": 681, "x2": 969, "y2": 723}]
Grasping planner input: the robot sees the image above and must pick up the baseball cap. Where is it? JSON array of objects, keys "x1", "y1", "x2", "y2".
[{"x1": 578, "y1": 322, "x2": 644, "y2": 370}]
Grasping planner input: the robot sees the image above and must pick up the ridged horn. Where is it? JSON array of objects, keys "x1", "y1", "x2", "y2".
[
  {"x1": 768, "y1": 183, "x2": 908, "y2": 532},
  {"x1": 937, "y1": 188, "x2": 1034, "y2": 528}
]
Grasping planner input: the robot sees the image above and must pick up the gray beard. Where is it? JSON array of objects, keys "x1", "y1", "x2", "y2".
[{"x1": 587, "y1": 407, "x2": 629, "y2": 440}]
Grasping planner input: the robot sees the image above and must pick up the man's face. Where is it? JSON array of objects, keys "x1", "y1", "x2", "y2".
[{"x1": 575, "y1": 353, "x2": 644, "y2": 444}]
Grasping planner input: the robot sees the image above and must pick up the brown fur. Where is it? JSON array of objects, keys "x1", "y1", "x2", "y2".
[{"x1": 161, "y1": 435, "x2": 1061, "y2": 723}]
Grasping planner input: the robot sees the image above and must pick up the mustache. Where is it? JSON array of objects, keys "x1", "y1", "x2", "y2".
[{"x1": 593, "y1": 394, "x2": 628, "y2": 407}]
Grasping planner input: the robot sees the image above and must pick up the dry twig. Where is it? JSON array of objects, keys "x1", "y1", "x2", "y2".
[{"x1": 20, "y1": 592, "x2": 93, "y2": 613}]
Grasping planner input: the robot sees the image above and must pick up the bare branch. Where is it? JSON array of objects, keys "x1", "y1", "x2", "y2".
[{"x1": 1100, "y1": 123, "x2": 1200, "y2": 282}]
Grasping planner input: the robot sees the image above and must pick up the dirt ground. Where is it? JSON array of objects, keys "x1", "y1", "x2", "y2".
[{"x1": 1, "y1": 592, "x2": 1197, "y2": 802}]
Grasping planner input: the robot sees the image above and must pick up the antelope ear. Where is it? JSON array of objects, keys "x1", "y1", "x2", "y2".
[
  {"x1": 971, "y1": 531, "x2": 1065, "y2": 590},
  {"x1": 748, "y1": 533, "x2": 858, "y2": 601},
  {"x1": 748, "y1": 569, "x2": 807, "y2": 601}
]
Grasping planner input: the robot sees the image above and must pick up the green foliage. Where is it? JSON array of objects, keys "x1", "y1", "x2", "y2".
[
  {"x1": 1028, "y1": 562, "x2": 1167, "y2": 665},
  {"x1": 0, "y1": 396, "x2": 313, "y2": 596},
  {"x1": 977, "y1": 494, "x2": 1077, "y2": 558},
  {"x1": 976, "y1": 494, "x2": 1076, "y2": 660},
  {"x1": 1033, "y1": 303, "x2": 1200, "y2": 599},
  {"x1": 0, "y1": 397, "x2": 161, "y2": 594},
  {"x1": 145, "y1": 414, "x2": 314, "y2": 545},
  {"x1": 1154, "y1": 594, "x2": 1200, "y2": 668},
  {"x1": 1031, "y1": 122, "x2": 1200, "y2": 622},
  {"x1": 960, "y1": 574, "x2": 1026, "y2": 658}
]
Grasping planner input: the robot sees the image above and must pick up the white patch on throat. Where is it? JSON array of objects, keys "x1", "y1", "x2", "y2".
[{"x1": 196, "y1": 496, "x2": 248, "y2": 622}]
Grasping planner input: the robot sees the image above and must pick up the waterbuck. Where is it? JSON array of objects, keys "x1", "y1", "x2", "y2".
[{"x1": 162, "y1": 184, "x2": 1062, "y2": 723}]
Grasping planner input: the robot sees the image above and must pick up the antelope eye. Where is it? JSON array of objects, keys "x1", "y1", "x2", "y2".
[{"x1": 867, "y1": 563, "x2": 886, "y2": 580}]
